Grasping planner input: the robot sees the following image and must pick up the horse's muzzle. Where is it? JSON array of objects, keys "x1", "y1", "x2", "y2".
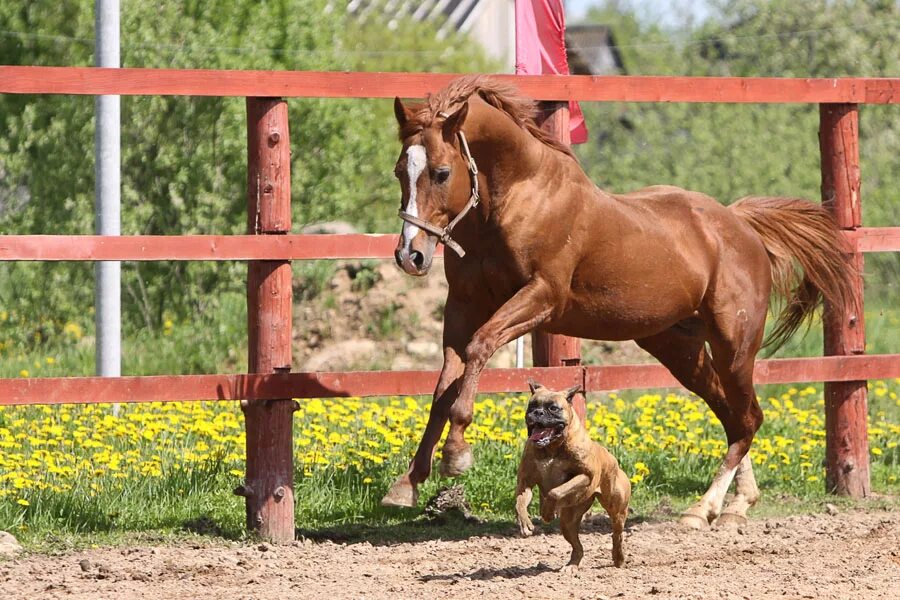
[{"x1": 395, "y1": 245, "x2": 432, "y2": 276}]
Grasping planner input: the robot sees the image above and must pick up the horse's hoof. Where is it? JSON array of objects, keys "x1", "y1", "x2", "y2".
[
  {"x1": 438, "y1": 446, "x2": 473, "y2": 477},
  {"x1": 715, "y1": 511, "x2": 748, "y2": 529},
  {"x1": 381, "y1": 478, "x2": 419, "y2": 508},
  {"x1": 678, "y1": 512, "x2": 710, "y2": 530},
  {"x1": 559, "y1": 563, "x2": 580, "y2": 575}
]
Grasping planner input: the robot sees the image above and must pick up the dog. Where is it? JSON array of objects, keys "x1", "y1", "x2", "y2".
[{"x1": 515, "y1": 379, "x2": 631, "y2": 571}]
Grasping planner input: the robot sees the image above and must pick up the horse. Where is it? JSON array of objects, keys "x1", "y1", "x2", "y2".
[{"x1": 380, "y1": 75, "x2": 856, "y2": 529}]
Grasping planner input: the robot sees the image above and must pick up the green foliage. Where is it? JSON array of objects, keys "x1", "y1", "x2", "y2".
[
  {"x1": 0, "y1": 1, "x2": 493, "y2": 365},
  {"x1": 0, "y1": 0, "x2": 896, "y2": 370}
]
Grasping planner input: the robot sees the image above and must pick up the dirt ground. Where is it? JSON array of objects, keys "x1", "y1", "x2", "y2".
[{"x1": 3, "y1": 508, "x2": 898, "y2": 599}]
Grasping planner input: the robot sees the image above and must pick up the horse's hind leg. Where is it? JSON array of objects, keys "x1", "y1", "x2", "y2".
[
  {"x1": 636, "y1": 317, "x2": 762, "y2": 528},
  {"x1": 717, "y1": 452, "x2": 759, "y2": 526}
]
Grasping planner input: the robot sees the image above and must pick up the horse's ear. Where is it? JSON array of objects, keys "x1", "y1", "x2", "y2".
[
  {"x1": 442, "y1": 101, "x2": 469, "y2": 137},
  {"x1": 564, "y1": 385, "x2": 582, "y2": 404},
  {"x1": 527, "y1": 378, "x2": 543, "y2": 394},
  {"x1": 394, "y1": 97, "x2": 414, "y2": 128}
]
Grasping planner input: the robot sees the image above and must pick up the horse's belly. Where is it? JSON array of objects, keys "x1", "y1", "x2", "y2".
[{"x1": 547, "y1": 302, "x2": 694, "y2": 341}]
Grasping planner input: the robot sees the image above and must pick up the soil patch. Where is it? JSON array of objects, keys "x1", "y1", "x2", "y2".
[{"x1": 4, "y1": 508, "x2": 898, "y2": 599}]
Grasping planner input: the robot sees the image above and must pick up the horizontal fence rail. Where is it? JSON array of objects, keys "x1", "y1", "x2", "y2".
[
  {"x1": 2, "y1": 66, "x2": 899, "y2": 520},
  {"x1": 2, "y1": 355, "x2": 898, "y2": 406},
  {"x1": 0, "y1": 228, "x2": 898, "y2": 260},
  {"x1": 0, "y1": 67, "x2": 898, "y2": 104}
]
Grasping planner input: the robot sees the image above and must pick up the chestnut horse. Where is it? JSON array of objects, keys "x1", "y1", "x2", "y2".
[{"x1": 382, "y1": 76, "x2": 855, "y2": 528}]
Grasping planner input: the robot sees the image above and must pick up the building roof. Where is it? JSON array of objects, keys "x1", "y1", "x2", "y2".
[
  {"x1": 347, "y1": 0, "x2": 486, "y2": 35},
  {"x1": 566, "y1": 24, "x2": 626, "y2": 75}
]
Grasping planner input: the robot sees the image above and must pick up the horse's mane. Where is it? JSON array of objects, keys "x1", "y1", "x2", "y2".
[{"x1": 400, "y1": 75, "x2": 577, "y2": 160}]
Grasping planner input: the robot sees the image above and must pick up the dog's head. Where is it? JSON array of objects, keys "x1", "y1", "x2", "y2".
[{"x1": 524, "y1": 379, "x2": 581, "y2": 449}]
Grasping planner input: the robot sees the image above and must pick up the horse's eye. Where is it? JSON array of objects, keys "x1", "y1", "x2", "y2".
[{"x1": 434, "y1": 167, "x2": 451, "y2": 184}]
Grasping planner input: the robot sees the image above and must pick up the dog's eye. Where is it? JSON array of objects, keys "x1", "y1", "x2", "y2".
[{"x1": 549, "y1": 404, "x2": 561, "y2": 412}]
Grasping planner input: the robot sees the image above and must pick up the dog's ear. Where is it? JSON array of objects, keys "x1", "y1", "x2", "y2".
[
  {"x1": 564, "y1": 385, "x2": 582, "y2": 404},
  {"x1": 527, "y1": 378, "x2": 543, "y2": 394}
]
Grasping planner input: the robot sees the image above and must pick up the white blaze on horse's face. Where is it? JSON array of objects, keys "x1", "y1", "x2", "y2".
[{"x1": 401, "y1": 144, "x2": 427, "y2": 247}]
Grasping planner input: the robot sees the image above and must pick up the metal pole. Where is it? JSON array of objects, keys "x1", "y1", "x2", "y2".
[{"x1": 94, "y1": 0, "x2": 121, "y2": 387}]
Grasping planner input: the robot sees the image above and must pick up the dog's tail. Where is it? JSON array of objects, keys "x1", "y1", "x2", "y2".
[{"x1": 730, "y1": 196, "x2": 858, "y2": 351}]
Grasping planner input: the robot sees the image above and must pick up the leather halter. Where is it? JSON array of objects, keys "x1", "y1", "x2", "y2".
[{"x1": 397, "y1": 131, "x2": 480, "y2": 258}]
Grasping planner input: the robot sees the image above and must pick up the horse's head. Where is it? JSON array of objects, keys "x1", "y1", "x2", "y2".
[{"x1": 392, "y1": 97, "x2": 476, "y2": 276}]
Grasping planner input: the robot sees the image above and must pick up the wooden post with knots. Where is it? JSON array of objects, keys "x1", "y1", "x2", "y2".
[
  {"x1": 534, "y1": 100, "x2": 586, "y2": 421},
  {"x1": 241, "y1": 97, "x2": 296, "y2": 541},
  {"x1": 818, "y1": 103, "x2": 869, "y2": 498}
]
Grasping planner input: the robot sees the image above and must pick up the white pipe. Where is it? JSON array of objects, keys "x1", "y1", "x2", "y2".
[{"x1": 95, "y1": 0, "x2": 121, "y2": 403}]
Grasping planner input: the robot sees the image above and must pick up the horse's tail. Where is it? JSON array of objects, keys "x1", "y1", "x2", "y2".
[{"x1": 730, "y1": 196, "x2": 858, "y2": 351}]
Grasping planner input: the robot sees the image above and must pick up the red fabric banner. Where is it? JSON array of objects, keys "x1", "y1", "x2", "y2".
[{"x1": 514, "y1": 0, "x2": 588, "y2": 143}]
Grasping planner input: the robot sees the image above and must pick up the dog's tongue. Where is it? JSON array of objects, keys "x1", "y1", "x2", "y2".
[{"x1": 529, "y1": 427, "x2": 555, "y2": 443}]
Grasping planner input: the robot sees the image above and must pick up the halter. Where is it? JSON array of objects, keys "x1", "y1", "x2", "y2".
[{"x1": 397, "y1": 130, "x2": 480, "y2": 258}]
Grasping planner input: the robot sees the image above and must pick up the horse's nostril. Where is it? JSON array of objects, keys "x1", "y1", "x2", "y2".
[{"x1": 410, "y1": 251, "x2": 425, "y2": 269}]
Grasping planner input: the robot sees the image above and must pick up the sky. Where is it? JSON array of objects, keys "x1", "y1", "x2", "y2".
[{"x1": 565, "y1": 0, "x2": 713, "y2": 27}]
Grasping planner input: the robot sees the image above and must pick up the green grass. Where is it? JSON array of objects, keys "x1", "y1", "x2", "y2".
[{"x1": 1, "y1": 382, "x2": 897, "y2": 550}]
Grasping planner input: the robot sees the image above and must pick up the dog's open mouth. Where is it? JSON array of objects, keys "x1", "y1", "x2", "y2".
[{"x1": 528, "y1": 425, "x2": 565, "y2": 447}]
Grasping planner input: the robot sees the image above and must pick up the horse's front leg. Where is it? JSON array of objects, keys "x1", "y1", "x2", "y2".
[
  {"x1": 381, "y1": 346, "x2": 465, "y2": 507},
  {"x1": 382, "y1": 302, "x2": 471, "y2": 507},
  {"x1": 439, "y1": 280, "x2": 555, "y2": 477}
]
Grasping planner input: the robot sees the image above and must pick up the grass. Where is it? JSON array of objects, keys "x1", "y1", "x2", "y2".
[{"x1": 1, "y1": 381, "x2": 897, "y2": 550}]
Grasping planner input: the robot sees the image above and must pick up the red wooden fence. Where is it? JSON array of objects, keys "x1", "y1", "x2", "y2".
[{"x1": 1, "y1": 67, "x2": 899, "y2": 541}]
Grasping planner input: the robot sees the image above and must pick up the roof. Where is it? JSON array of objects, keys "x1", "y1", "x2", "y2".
[
  {"x1": 347, "y1": 0, "x2": 486, "y2": 35},
  {"x1": 565, "y1": 24, "x2": 626, "y2": 75}
]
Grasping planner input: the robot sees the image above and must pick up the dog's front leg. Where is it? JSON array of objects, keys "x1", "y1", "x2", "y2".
[
  {"x1": 515, "y1": 480, "x2": 534, "y2": 537},
  {"x1": 548, "y1": 474, "x2": 591, "y2": 506}
]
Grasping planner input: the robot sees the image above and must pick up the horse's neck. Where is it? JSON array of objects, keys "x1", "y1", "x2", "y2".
[{"x1": 464, "y1": 105, "x2": 547, "y2": 218}]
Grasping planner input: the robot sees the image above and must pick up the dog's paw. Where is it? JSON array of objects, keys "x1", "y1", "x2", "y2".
[{"x1": 517, "y1": 518, "x2": 534, "y2": 537}]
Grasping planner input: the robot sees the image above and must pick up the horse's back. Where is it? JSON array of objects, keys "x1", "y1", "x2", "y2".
[
  {"x1": 609, "y1": 185, "x2": 764, "y2": 250},
  {"x1": 611, "y1": 185, "x2": 726, "y2": 216}
]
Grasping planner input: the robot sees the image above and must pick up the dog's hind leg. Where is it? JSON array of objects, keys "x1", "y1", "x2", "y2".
[
  {"x1": 597, "y1": 469, "x2": 631, "y2": 568},
  {"x1": 559, "y1": 498, "x2": 594, "y2": 573}
]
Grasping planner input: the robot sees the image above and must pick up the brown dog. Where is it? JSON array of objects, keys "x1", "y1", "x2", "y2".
[{"x1": 515, "y1": 380, "x2": 631, "y2": 571}]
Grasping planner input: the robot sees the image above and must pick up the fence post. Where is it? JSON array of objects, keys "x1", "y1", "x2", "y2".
[
  {"x1": 243, "y1": 97, "x2": 295, "y2": 541},
  {"x1": 533, "y1": 100, "x2": 585, "y2": 420},
  {"x1": 818, "y1": 103, "x2": 869, "y2": 498}
]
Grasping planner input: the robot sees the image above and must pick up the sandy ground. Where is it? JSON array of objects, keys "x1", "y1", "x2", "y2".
[{"x1": 2, "y1": 508, "x2": 898, "y2": 599}]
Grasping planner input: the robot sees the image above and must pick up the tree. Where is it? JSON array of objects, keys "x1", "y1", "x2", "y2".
[{"x1": 0, "y1": 1, "x2": 493, "y2": 351}]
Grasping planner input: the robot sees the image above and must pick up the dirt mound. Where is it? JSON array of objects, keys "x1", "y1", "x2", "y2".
[
  {"x1": 4, "y1": 508, "x2": 898, "y2": 599},
  {"x1": 293, "y1": 258, "x2": 655, "y2": 375}
]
